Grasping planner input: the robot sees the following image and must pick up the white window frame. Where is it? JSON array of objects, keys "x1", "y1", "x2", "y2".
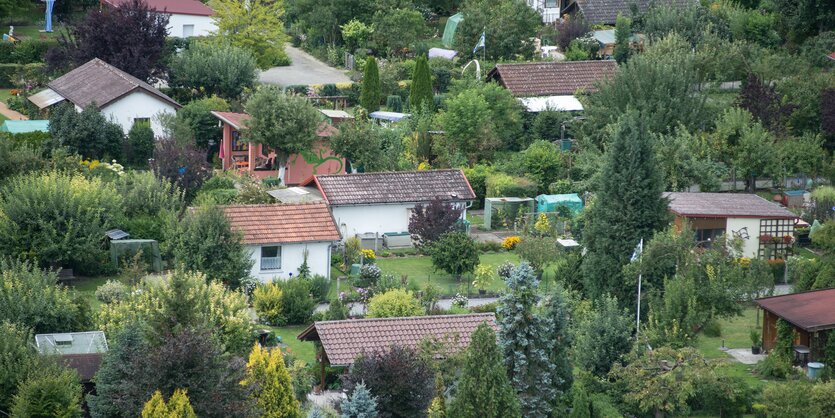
[{"x1": 260, "y1": 246, "x2": 282, "y2": 271}]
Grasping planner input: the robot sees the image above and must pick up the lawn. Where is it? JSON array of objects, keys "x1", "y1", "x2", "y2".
[
  {"x1": 0, "y1": 89, "x2": 13, "y2": 103},
  {"x1": 69, "y1": 276, "x2": 111, "y2": 313},
  {"x1": 694, "y1": 306, "x2": 776, "y2": 391},
  {"x1": 10, "y1": 25, "x2": 62, "y2": 41},
  {"x1": 268, "y1": 325, "x2": 316, "y2": 365}
]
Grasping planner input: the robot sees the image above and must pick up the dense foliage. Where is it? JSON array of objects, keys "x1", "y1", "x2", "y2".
[
  {"x1": 429, "y1": 231, "x2": 480, "y2": 281},
  {"x1": 408, "y1": 198, "x2": 464, "y2": 248},
  {"x1": 169, "y1": 42, "x2": 258, "y2": 101},
  {"x1": 48, "y1": 104, "x2": 125, "y2": 160}
]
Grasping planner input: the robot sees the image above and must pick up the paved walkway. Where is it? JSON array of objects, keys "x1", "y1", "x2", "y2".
[
  {"x1": 259, "y1": 45, "x2": 351, "y2": 87},
  {"x1": 725, "y1": 348, "x2": 766, "y2": 365},
  {"x1": 0, "y1": 102, "x2": 27, "y2": 120}
]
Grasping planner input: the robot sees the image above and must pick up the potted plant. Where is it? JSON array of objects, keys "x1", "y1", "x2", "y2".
[
  {"x1": 750, "y1": 329, "x2": 762, "y2": 354},
  {"x1": 472, "y1": 264, "x2": 494, "y2": 296}
]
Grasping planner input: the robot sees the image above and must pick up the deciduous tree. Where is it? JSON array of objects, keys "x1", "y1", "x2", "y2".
[
  {"x1": 408, "y1": 198, "x2": 464, "y2": 248},
  {"x1": 429, "y1": 232, "x2": 479, "y2": 282},
  {"x1": 211, "y1": 0, "x2": 290, "y2": 69},
  {"x1": 169, "y1": 42, "x2": 257, "y2": 101},
  {"x1": 48, "y1": 103, "x2": 124, "y2": 160},
  {"x1": 46, "y1": 0, "x2": 169, "y2": 82},
  {"x1": 455, "y1": 0, "x2": 540, "y2": 60},
  {"x1": 572, "y1": 295, "x2": 633, "y2": 377},
  {"x1": 243, "y1": 86, "x2": 321, "y2": 185}
]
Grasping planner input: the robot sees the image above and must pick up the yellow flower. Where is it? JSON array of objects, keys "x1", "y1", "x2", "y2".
[
  {"x1": 502, "y1": 236, "x2": 520, "y2": 250},
  {"x1": 361, "y1": 248, "x2": 376, "y2": 260}
]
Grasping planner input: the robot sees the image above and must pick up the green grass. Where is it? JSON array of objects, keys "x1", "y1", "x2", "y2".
[
  {"x1": 796, "y1": 247, "x2": 819, "y2": 259},
  {"x1": 0, "y1": 89, "x2": 13, "y2": 103},
  {"x1": 268, "y1": 325, "x2": 316, "y2": 365},
  {"x1": 69, "y1": 276, "x2": 112, "y2": 313},
  {"x1": 10, "y1": 25, "x2": 62, "y2": 41}
]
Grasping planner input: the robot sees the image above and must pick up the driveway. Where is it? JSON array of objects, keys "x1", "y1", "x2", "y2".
[{"x1": 259, "y1": 44, "x2": 351, "y2": 87}]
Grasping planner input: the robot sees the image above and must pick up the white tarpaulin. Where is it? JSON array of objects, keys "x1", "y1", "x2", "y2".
[
  {"x1": 519, "y1": 95, "x2": 584, "y2": 112},
  {"x1": 428, "y1": 48, "x2": 457, "y2": 60}
]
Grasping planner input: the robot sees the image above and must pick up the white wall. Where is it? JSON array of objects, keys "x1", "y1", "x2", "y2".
[
  {"x1": 331, "y1": 203, "x2": 469, "y2": 240},
  {"x1": 246, "y1": 241, "x2": 332, "y2": 283},
  {"x1": 166, "y1": 14, "x2": 216, "y2": 38},
  {"x1": 726, "y1": 218, "x2": 762, "y2": 258},
  {"x1": 100, "y1": 91, "x2": 178, "y2": 137}
]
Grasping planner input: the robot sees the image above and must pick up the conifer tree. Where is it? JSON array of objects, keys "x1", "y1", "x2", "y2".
[
  {"x1": 544, "y1": 288, "x2": 573, "y2": 397},
  {"x1": 409, "y1": 56, "x2": 433, "y2": 111},
  {"x1": 427, "y1": 373, "x2": 446, "y2": 418},
  {"x1": 141, "y1": 391, "x2": 168, "y2": 418},
  {"x1": 141, "y1": 389, "x2": 196, "y2": 418},
  {"x1": 568, "y1": 385, "x2": 591, "y2": 418},
  {"x1": 497, "y1": 263, "x2": 558, "y2": 416},
  {"x1": 360, "y1": 57, "x2": 381, "y2": 112},
  {"x1": 581, "y1": 110, "x2": 668, "y2": 303},
  {"x1": 341, "y1": 382, "x2": 378, "y2": 418},
  {"x1": 449, "y1": 323, "x2": 520, "y2": 418},
  {"x1": 244, "y1": 344, "x2": 301, "y2": 418},
  {"x1": 613, "y1": 14, "x2": 631, "y2": 64}
]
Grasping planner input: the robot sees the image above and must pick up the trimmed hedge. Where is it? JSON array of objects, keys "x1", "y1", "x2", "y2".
[{"x1": 486, "y1": 172, "x2": 538, "y2": 198}]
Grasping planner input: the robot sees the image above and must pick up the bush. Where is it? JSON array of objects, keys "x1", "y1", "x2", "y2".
[
  {"x1": 0, "y1": 172, "x2": 123, "y2": 274},
  {"x1": 502, "y1": 236, "x2": 520, "y2": 250},
  {"x1": 702, "y1": 319, "x2": 722, "y2": 338},
  {"x1": 477, "y1": 241, "x2": 503, "y2": 253},
  {"x1": 430, "y1": 232, "x2": 480, "y2": 281},
  {"x1": 754, "y1": 352, "x2": 794, "y2": 379},
  {"x1": 386, "y1": 95, "x2": 403, "y2": 112},
  {"x1": 126, "y1": 122, "x2": 155, "y2": 166},
  {"x1": 11, "y1": 39, "x2": 51, "y2": 64},
  {"x1": 95, "y1": 280, "x2": 130, "y2": 304},
  {"x1": 343, "y1": 346, "x2": 433, "y2": 417},
  {"x1": 367, "y1": 289, "x2": 424, "y2": 318},
  {"x1": 0, "y1": 63, "x2": 45, "y2": 88},
  {"x1": 356, "y1": 264, "x2": 382, "y2": 288},
  {"x1": 11, "y1": 367, "x2": 82, "y2": 418},
  {"x1": 462, "y1": 164, "x2": 494, "y2": 209},
  {"x1": 48, "y1": 103, "x2": 124, "y2": 160},
  {"x1": 254, "y1": 282, "x2": 284, "y2": 325},
  {"x1": 307, "y1": 275, "x2": 329, "y2": 303},
  {"x1": 409, "y1": 197, "x2": 464, "y2": 248},
  {"x1": 326, "y1": 297, "x2": 349, "y2": 320},
  {"x1": 116, "y1": 171, "x2": 183, "y2": 218},
  {"x1": 761, "y1": 381, "x2": 811, "y2": 417},
  {"x1": 486, "y1": 172, "x2": 538, "y2": 198},
  {"x1": 278, "y1": 277, "x2": 316, "y2": 326},
  {"x1": 169, "y1": 41, "x2": 257, "y2": 100}
]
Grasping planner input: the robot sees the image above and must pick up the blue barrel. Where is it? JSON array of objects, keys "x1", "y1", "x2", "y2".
[{"x1": 807, "y1": 362, "x2": 825, "y2": 380}]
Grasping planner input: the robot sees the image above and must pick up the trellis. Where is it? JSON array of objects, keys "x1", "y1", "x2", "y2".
[{"x1": 757, "y1": 218, "x2": 795, "y2": 259}]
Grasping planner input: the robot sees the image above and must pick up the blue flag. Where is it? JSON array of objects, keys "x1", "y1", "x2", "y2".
[{"x1": 473, "y1": 32, "x2": 485, "y2": 54}]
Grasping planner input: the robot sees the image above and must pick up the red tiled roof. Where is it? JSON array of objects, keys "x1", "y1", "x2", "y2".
[
  {"x1": 755, "y1": 288, "x2": 835, "y2": 332},
  {"x1": 222, "y1": 203, "x2": 341, "y2": 245},
  {"x1": 665, "y1": 192, "x2": 795, "y2": 219},
  {"x1": 487, "y1": 60, "x2": 617, "y2": 97},
  {"x1": 298, "y1": 313, "x2": 496, "y2": 366},
  {"x1": 307, "y1": 169, "x2": 476, "y2": 206},
  {"x1": 569, "y1": 0, "x2": 698, "y2": 25},
  {"x1": 211, "y1": 111, "x2": 337, "y2": 137},
  {"x1": 103, "y1": 0, "x2": 214, "y2": 16}
]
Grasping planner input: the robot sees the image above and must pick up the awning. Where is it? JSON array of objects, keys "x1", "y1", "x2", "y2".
[
  {"x1": 518, "y1": 95, "x2": 584, "y2": 112},
  {"x1": 28, "y1": 88, "x2": 65, "y2": 109},
  {"x1": 369, "y1": 111, "x2": 410, "y2": 122}
]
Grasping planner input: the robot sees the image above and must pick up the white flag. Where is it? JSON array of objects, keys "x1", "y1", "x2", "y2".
[
  {"x1": 630, "y1": 238, "x2": 643, "y2": 263},
  {"x1": 473, "y1": 32, "x2": 485, "y2": 54}
]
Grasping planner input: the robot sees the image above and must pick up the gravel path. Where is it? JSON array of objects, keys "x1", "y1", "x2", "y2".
[
  {"x1": 0, "y1": 102, "x2": 27, "y2": 120},
  {"x1": 259, "y1": 44, "x2": 351, "y2": 87}
]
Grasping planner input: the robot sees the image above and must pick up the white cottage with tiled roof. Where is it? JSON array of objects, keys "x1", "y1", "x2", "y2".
[
  {"x1": 222, "y1": 203, "x2": 342, "y2": 282},
  {"x1": 665, "y1": 192, "x2": 797, "y2": 259},
  {"x1": 303, "y1": 170, "x2": 476, "y2": 245}
]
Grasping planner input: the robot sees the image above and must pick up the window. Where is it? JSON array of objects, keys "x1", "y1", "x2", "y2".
[
  {"x1": 695, "y1": 228, "x2": 725, "y2": 247},
  {"x1": 545, "y1": 0, "x2": 558, "y2": 7},
  {"x1": 182, "y1": 24, "x2": 195, "y2": 38},
  {"x1": 133, "y1": 117, "x2": 150, "y2": 127},
  {"x1": 261, "y1": 246, "x2": 281, "y2": 270}
]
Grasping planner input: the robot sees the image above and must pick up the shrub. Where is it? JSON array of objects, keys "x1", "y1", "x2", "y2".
[
  {"x1": 361, "y1": 249, "x2": 376, "y2": 263},
  {"x1": 308, "y1": 274, "x2": 330, "y2": 303},
  {"x1": 476, "y1": 240, "x2": 503, "y2": 253},
  {"x1": 761, "y1": 381, "x2": 811, "y2": 417},
  {"x1": 472, "y1": 264, "x2": 495, "y2": 291},
  {"x1": 278, "y1": 277, "x2": 316, "y2": 326},
  {"x1": 343, "y1": 346, "x2": 433, "y2": 417},
  {"x1": 326, "y1": 297, "x2": 349, "y2": 320},
  {"x1": 169, "y1": 41, "x2": 257, "y2": 100},
  {"x1": 702, "y1": 319, "x2": 722, "y2": 338},
  {"x1": 754, "y1": 352, "x2": 794, "y2": 379},
  {"x1": 95, "y1": 280, "x2": 130, "y2": 304},
  {"x1": 485, "y1": 173, "x2": 538, "y2": 197},
  {"x1": 126, "y1": 121, "x2": 155, "y2": 166},
  {"x1": 386, "y1": 95, "x2": 403, "y2": 112},
  {"x1": 254, "y1": 282, "x2": 284, "y2": 325},
  {"x1": 497, "y1": 261, "x2": 515, "y2": 279},
  {"x1": 11, "y1": 367, "x2": 83, "y2": 418},
  {"x1": 48, "y1": 103, "x2": 124, "y2": 160},
  {"x1": 502, "y1": 236, "x2": 520, "y2": 250},
  {"x1": 356, "y1": 264, "x2": 382, "y2": 288},
  {"x1": 429, "y1": 232, "x2": 479, "y2": 281},
  {"x1": 116, "y1": 171, "x2": 183, "y2": 218},
  {"x1": 341, "y1": 382, "x2": 378, "y2": 418},
  {"x1": 0, "y1": 172, "x2": 123, "y2": 274},
  {"x1": 367, "y1": 289, "x2": 424, "y2": 318},
  {"x1": 408, "y1": 197, "x2": 464, "y2": 248}
]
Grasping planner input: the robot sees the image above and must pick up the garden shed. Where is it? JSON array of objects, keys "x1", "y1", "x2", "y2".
[
  {"x1": 483, "y1": 197, "x2": 535, "y2": 230},
  {"x1": 536, "y1": 193, "x2": 583, "y2": 215},
  {"x1": 109, "y1": 239, "x2": 162, "y2": 272}
]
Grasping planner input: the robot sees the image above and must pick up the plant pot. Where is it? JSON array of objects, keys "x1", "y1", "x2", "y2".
[
  {"x1": 752, "y1": 346, "x2": 761, "y2": 355},
  {"x1": 478, "y1": 289, "x2": 486, "y2": 296}
]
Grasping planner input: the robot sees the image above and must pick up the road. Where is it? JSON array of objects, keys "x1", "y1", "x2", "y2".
[{"x1": 259, "y1": 44, "x2": 351, "y2": 87}]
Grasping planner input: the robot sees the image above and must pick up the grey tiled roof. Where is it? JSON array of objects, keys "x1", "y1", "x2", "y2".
[
  {"x1": 573, "y1": 0, "x2": 700, "y2": 25},
  {"x1": 298, "y1": 313, "x2": 497, "y2": 366},
  {"x1": 47, "y1": 58, "x2": 180, "y2": 109},
  {"x1": 310, "y1": 169, "x2": 476, "y2": 206},
  {"x1": 487, "y1": 60, "x2": 617, "y2": 97},
  {"x1": 665, "y1": 192, "x2": 796, "y2": 219}
]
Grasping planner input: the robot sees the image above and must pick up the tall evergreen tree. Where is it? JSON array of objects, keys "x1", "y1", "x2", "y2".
[
  {"x1": 449, "y1": 323, "x2": 520, "y2": 418},
  {"x1": 581, "y1": 111, "x2": 668, "y2": 303},
  {"x1": 244, "y1": 344, "x2": 301, "y2": 418},
  {"x1": 409, "y1": 56, "x2": 433, "y2": 111},
  {"x1": 544, "y1": 288, "x2": 573, "y2": 398},
  {"x1": 497, "y1": 263, "x2": 558, "y2": 416},
  {"x1": 613, "y1": 14, "x2": 631, "y2": 64},
  {"x1": 360, "y1": 57, "x2": 381, "y2": 112}
]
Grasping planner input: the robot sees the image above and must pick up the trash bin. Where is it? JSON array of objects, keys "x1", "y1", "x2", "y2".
[
  {"x1": 350, "y1": 263, "x2": 362, "y2": 276},
  {"x1": 807, "y1": 362, "x2": 825, "y2": 380}
]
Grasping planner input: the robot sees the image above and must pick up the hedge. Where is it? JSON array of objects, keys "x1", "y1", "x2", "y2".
[
  {"x1": 0, "y1": 63, "x2": 45, "y2": 88},
  {"x1": 486, "y1": 172, "x2": 538, "y2": 198}
]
